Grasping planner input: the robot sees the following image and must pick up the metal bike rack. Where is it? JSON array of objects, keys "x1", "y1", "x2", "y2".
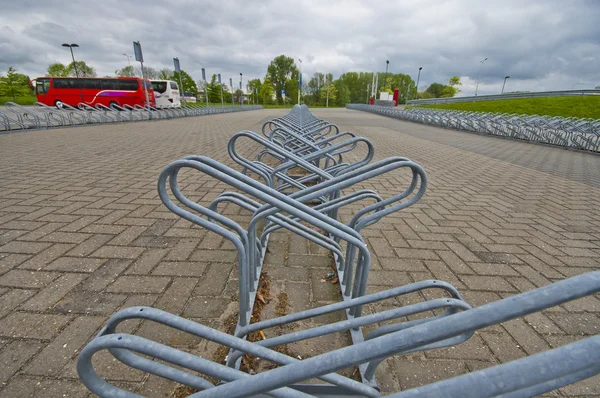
[
  {"x1": 77, "y1": 107, "x2": 600, "y2": 396},
  {"x1": 347, "y1": 104, "x2": 600, "y2": 153},
  {"x1": 78, "y1": 271, "x2": 600, "y2": 397},
  {"x1": 0, "y1": 101, "x2": 263, "y2": 133}
]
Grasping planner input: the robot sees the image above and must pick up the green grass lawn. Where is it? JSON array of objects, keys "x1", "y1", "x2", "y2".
[
  {"x1": 411, "y1": 96, "x2": 600, "y2": 119},
  {"x1": 0, "y1": 96, "x2": 37, "y2": 106}
]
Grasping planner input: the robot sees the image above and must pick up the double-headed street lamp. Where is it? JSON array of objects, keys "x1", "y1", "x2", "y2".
[
  {"x1": 62, "y1": 43, "x2": 80, "y2": 78},
  {"x1": 415, "y1": 66, "x2": 423, "y2": 100},
  {"x1": 62, "y1": 43, "x2": 83, "y2": 103},
  {"x1": 475, "y1": 57, "x2": 488, "y2": 96},
  {"x1": 501, "y1": 76, "x2": 510, "y2": 94},
  {"x1": 123, "y1": 53, "x2": 132, "y2": 67},
  {"x1": 239, "y1": 73, "x2": 243, "y2": 106},
  {"x1": 385, "y1": 60, "x2": 389, "y2": 89},
  {"x1": 298, "y1": 58, "x2": 302, "y2": 104}
]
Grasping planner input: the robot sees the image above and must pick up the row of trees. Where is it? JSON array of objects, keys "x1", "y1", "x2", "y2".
[
  {"x1": 0, "y1": 67, "x2": 33, "y2": 100},
  {"x1": 2, "y1": 56, "x2": 463, "y2": 104},
  {"x1": 258, "y1": 55, "x2": 462, "y2": 105}
]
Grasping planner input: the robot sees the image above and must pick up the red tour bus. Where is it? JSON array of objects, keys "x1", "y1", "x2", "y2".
[{"x1": 33, "y1": 77, "x2": 155, "y2": 109}]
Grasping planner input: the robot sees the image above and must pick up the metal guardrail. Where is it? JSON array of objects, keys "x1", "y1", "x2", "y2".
[
  {"x1": 78, "y1": 105, "x2": 600, "y2": 397},
  {"x1": 406, "y1": 89, "x2": 600, "y2": 105},
  {"x1": 0, "y1": 102, "x2": 263, "y2": 133},
  {"x1": 347, "y1": 104, "x2": 600, "y2": 153}
]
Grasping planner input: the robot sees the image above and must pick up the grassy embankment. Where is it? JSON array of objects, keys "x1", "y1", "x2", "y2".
[
  {"x1": 410, "y1": 96, "x2": 600, "y2": 119},
  {"x1": 0, "y1": 96, "x2": 37, "y2": 105}
]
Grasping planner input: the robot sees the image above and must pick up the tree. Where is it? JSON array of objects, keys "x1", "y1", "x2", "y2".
[
  {"x1": 234, "y1": 89, "x2": 244, "y2": 104},
  {"x1": 247, "y1": 78, "x2": 262, "y2": 104},
  {"x1": 285, "y1": 78, "x2": 299, "y2": 105},
  {"x1": 259, "y1": 76, "x2": 275, "y2": 105},
  {"x1": 334, "y1": 79, "x2": 350, "y2": 106},
  {"x1": 267, "y1": 55, "x2": 299, "y2": 104},
  {"x1": 66, "y1": 61, "x2": 96, "y2": 77},
  {"x1": 46, "y1": 63, "x2": 68, "y2": 77},
  {"x1": 0, "y1": 67, "x2": 33, "y2": 100},
  {"x1": 115, "y1": 65, "x2": 136, "y2": 77},
  {"x1": 143, "y1": 67, "x2": 160, "y2": 80},
  {"x1": 159, "y1": 69, "x2": 173, "y2": 80},
  {"x1": 172, "y1": 70, "x2": 198, "y2": 94},
  {"x1": 319, "y1": 78, "x2": 337, "y2": 107},
  {"x1": 425, "y1": 83, "x2": 445, "y2": 98},
  {"x1": 441, "y1": 76, "x2": 462, "y2": 97},
  {"x1": 206, "y1": 74, "x2": 221, "y2": 103}
]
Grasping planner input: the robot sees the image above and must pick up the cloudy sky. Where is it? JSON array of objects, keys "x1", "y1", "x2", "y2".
[{"x1": 1, "y1": 0, "x2": 599, "y2": 96}]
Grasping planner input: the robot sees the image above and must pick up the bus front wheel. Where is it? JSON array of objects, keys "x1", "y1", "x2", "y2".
[
  {"x1": 55, "y1": 100, "x2": 65, "y2": 109},
  {"x1": 109, "y1": 101, "x2": 119, "y2": 109}
]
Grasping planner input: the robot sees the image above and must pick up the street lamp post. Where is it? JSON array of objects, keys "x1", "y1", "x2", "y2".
[
  {"x1": 123, "y1": 53, "x2": 132, "y2": 68},
  {"x1": 501, "y1": 76, "x2": 510, "y2": 94},
  {"x1": 239, "y1": 73, "x2": 243, "y2": 106},
  {"x1": 230, "y1": 78, "x2": 234, "y2": 109},
  {"x1": 298, "y1": 58, "x2": 302, "y2": 105},
  {"x1": 218, "y1": 74, "x2": 224, "y2": 108},
  {"x1": 325, "y1": 74, "x2": 329, "y2": 108},
  {"x1": 62, "y1": 43, "x2": 83, "y2": 103},
  {"x1": 366, "y1": 83, "x2": 370, "y2": 104},
  {"x1": 415, "y1": 66, "x2": 422, "y2": 100},
  {"x1": 385, "y1": 60, "x2": 389, "y2": 89},
  {"x1": 475, "y1": 57, "x2": 488, "y2": 96}
]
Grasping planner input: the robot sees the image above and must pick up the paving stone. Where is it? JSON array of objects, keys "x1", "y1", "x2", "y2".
[
  {"x1": 23, "y1": 316, "x2": 106, "y2": 376},
  {"x1": 107, "y1": 225, "x2": 148, "y2": 246},
  {"x1": 0, "y1": 341, "x2": 44, "y2": 383},
  {"x1": 393, "y1": 358, "x2": 469, "y2": 390},
  {"x1": 0, "y1": 269, "x2": 60, "y2": 289},
  {"x1": 546, "y1": 313, "x2": 600, "y2": 335},
  {"x1": 44, "y1": 256, "x2": 107, "y2": 273},
  {"x1": 165, "y1": 238, "x2": 200, "y2": 261},
  {"x1": 193, "y1": 263, "x2": 234, "y2": 296},
  {"x1": 106, "y1": 275, "x2": 171, "y2": 294},
  {"x1": 479, "y1": 331, "x2": 527, "y2": 362},
  {"x1": 65, "y1": 233, "x2": 113, "y2": 257},
  {"x1": 460, "y1": 275, "x2": 518, "y2": 292},
  {"x1": 151, "y1": 261, "x2": 207, "y2": 277},
  {"x1": 19, "y1": 273, "x2": 88, "y2": 311},
  {"x1": 425, "y1": 333, "x2": 494, "y2": 361},
  {"x1": 0, "y1": 312, "x2": 71, "y2": 339},
  {"x1": 502, "y1": 318, "x2": 551, "y2": 355},
  {"x1": 77, "y1": 259, "x2": 132, "y2": 291},
  {"x1": 287, "y1": 253, "x2": 332, "y2": 268},
  {"x1": 0, "y1": 240, "x2": 52, "y2": 254},
  {"x1": 16, "y1": 243, "x2": 75, "y2": 270},
  {"x1": 91, "y1": 245, "x2": 145, "y2": 259},
  {"x1": 183, "y1": 297, "x2": 230, "y2": 318},
  {"x1": 124, "y1": 247, "x2": 169, "y2": 275},
  {"x1": 0, "y1": 289, "x2": 36, "y2": 319},
  {"x1": 0, "y1": 253, "x2": 30, "y2": 275},
  {"x1": 54, "y1": 291, "x2": 127, "y2": 315},
  {"x1": 0, "y1": 375, "x2": 90, "y2": 397}
]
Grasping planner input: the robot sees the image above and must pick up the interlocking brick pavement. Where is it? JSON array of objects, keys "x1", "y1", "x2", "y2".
[{"x1": 0, "y1": 108, "x2": 599, "y2": 396}]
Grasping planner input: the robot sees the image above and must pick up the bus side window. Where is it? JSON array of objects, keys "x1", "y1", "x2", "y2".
[
  {"x1": 53, "y1": 78, "x2": 68, "y2": 89},
  {"x1": 85, "y1": 79, "x2": 101, "y2": 90},
  {"x1": 170, "y1": 82, "x2": 178, "y2": 90},
  {"x1": 101, "y1": 79, "x2": 117, "y2": 90}
]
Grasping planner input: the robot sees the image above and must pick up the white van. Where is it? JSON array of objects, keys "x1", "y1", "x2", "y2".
[{"x1": 151, "y1": 80, "x2": 181, "y2": 108}]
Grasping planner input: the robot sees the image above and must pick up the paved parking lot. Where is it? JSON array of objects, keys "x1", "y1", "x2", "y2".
[{"x1": 0, "y1": 108, "x2": 599, "y2": 396}]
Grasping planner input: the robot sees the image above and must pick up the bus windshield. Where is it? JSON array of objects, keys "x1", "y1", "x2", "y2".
[
  {"x1": 152, "y1": 81, "x2": 167, "y2": 94},
  {"x1": 35, "y1": 78, "x2": 50, "y2": 95}
]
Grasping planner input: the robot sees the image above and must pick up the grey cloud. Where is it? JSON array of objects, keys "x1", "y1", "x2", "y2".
[{"x1": 0, "y1": 0, "x2": 598, "y2": 94}]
